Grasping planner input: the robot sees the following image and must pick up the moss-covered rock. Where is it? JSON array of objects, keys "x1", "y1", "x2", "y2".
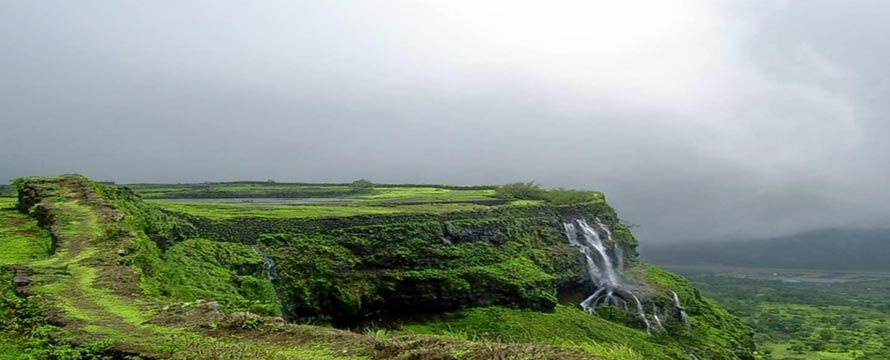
[
  {"x1": 253, "y1": 207, "x2": 633, "y2": 324},
  {"x1": 160, "y1": 239, "x2": 281, "y2": 316}
]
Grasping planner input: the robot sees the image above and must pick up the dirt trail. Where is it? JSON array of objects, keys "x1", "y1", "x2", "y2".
[{"x1": 29, "y1": 181, "x2": 159, "y2": 346}]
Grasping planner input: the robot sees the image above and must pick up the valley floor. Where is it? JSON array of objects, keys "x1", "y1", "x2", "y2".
[{"x1": 669, "y1": 266, "x2": 890, "y2": 360}]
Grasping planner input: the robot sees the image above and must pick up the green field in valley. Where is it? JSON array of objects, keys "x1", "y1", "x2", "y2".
[{"x1": 671, "y1": 266, "x2": 890, "y2": 360}]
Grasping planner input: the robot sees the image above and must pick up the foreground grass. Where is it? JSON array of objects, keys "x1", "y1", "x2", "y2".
[
  {"x1": 398, "y1": 305, "x2": 683, "y2": 360},
  {"x1": 0, "y1": 198, "x2": 53, "y2": 265},
  {"x1": 0, "y1": 178, "x2": 368, "y2": 359}
]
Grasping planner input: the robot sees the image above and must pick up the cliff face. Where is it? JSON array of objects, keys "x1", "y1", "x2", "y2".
[
  {"x1": 162, "y1": 184, "x2": 754, "y2": 359},
  {"x1": 4, "y1": 175, "x2": 755, "y2": 360},
  {"x1": 180, "y1": 200, "x2": 632, "y2": 321},
  {"x1": 259, "y1": 207, "x2": 597, "y2": 324}
]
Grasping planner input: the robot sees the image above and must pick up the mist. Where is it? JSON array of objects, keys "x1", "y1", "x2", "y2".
[{"x1": 2, "y1": 0, "x2": 890, "y2": 244}]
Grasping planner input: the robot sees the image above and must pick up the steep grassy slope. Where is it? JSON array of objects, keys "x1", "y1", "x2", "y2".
[{"x1": 1, "y1": 175, "x2": 754, "y2": 359}]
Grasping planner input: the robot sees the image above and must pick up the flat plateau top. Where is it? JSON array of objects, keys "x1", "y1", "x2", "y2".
[{"x1": 126, "y1": 182, "x2": 543, "y2": 219}]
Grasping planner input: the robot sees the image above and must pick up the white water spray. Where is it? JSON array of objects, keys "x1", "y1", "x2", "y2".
[
  {"x1": 631, "y1": 294, "x2": 652, "y2": 334},
  {"x1": 652, "y1": 305, "x2": 664, "y2": 328},
  {"x1": 564, "y1": 218, "x2": 651, "y2": 334},
  {"x1": 564, "y1": 218, "x2": 693, "y2": 334},
  {"x1": 672, "y1": 291, "x2": 691, "y2": 328},
  {"x1": 576, "y1": 219, "x2": 620, "y2": 286},
  {"x1": 251, "y1": 245, "x2": 279, "y2": 281}
]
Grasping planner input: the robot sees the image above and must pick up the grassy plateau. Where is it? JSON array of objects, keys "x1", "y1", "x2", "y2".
[{"x1": 0, "y1": 176, "x2": 754, "y2": 359}]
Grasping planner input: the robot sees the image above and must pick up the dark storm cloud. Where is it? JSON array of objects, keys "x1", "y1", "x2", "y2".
[{"x1": 2, "y1": 0, "x2": 889, "y2": 243}]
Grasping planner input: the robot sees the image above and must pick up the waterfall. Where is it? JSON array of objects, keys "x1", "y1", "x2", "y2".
[
  {"x1": 595, "y1": 217, "x2": 624, "y2": 272},
  {"x1": 652, "y1": 305, "x2": 664, "y2": 328},
  {"x1": 251, "y1": 245, "x2": 286, "y2": 317},
  {"x1": 631, "y1": 294, "x2": 652, "y2": 334},
  {"x1": 251, "y1": 245, "x2": 279, "y2": 281},
  {"x1": 564, "y1": 218, "x2": 650, "y2": 334},
  {"x1": 575, "y1": 219, "x2": 620, "y2": 286},
  {"x1": 564, "y1": 218, "x2": 693, "y2": 335},
  {"x1": 671, "y1": 291, "x2": 691, "y2": 328}
]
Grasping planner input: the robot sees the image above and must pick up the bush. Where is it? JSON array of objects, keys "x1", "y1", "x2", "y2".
[
  {"x1": 350, "y1": 179, "x2": 374, "y2": 193},
  {"x1": 494, "y1": 182, "x2": 545, "y2": 200},
  {"x1": 542, "y1": 189, "x2": 599, "y2": 205},
  {"x1": 495, "y1": 182, "x2": 599, "y2": 205}
]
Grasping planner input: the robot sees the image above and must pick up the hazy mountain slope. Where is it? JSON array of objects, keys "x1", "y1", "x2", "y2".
[{"x1": 641, "y1": 228, "x2": 890, "y2": 271}]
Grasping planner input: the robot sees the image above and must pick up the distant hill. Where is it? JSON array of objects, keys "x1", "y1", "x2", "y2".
[
  {"x1": 641, "y1": 228, "x2": 890, "y2": 271},
  {"x1": 0, "y1": 184, "x2": 13, "y2": 197}
]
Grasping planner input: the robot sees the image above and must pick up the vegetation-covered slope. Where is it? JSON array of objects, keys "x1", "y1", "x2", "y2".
[
  {"x1": 643, "y1": 228, "x2": 890, "y2": 271},
  {"x1": 1, "y1": 175, "x2": 754, "y2": 359}
]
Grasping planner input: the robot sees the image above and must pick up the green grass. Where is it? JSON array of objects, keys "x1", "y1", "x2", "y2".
[
  {"x1": 160, "y1": 239, "x2": 280, "y2": 315},
  {"x1": 147, "y1": 200, "x2": 497, "y2": 219},
  {"x1": 127, "y1": 182, "x2": 497, "y2": 203},
  {"x1": 131, "y1": 181, "x2": 557, "y2": 220},
  {"x1": 148, "y1": 201, "x2": 402, "y2": 219},
  {"x1": 126, "y1": 183, "x2": 356, "y2": 199},
  {"x1": 355, "y1": 187, "x2": 496, "y2": 204},
  {"x1": 0, "y1": 198, "x2": 53, "y2": 265},
  {"x1": 399, "y1": 305, "x2": 677, "y2": 360},
  {"x1": 0, "y1": 337, "x2": 23, "y2": 360}
]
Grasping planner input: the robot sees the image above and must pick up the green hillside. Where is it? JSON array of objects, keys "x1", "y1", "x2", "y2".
[{"x1": 0, "y1": 175, "x2": 754, "y2": 359}]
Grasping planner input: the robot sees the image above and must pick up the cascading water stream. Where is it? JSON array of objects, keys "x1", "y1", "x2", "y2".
[
  {"x1": 564, "y1": 218, "x2": 650, "y2": 334},
  {"x1": 631, "y1": 294, "x2": 652, "y2": 335},
  {"x1": 595, "y1": 217, "x2": 624, "y2": 273},
  {"x1": 251, "y1": 245, "x2": 286, "y2": 316},
  {"x1": 672, "y1": 291, "x2": 691, "y2": 328},
  {"x1": 652, "y1": 305, "x2": 664, "y2": 328},
  {"x1": 251, "y1": 245, "x2": 280, "y2": 281},
  {"x1": 576, "y1": 220, "x2": 620, "y2": 286},
  {"x1": 564, "y1": 218, "x2": 691, "y2": 335}
]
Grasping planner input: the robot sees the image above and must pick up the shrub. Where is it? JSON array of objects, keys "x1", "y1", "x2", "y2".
[
  {"x1": 350, "y1": 179, "x2": 374, "y2": 193},
  {"x1": 495, "y1": 182, "x2": 599, "y2": 205},
  {"x1": 542, "y1": 189, "x2": 599, "y2": 205},
  {"x1": 494, "y1": 182, "x2": 545, "y2": 200}
]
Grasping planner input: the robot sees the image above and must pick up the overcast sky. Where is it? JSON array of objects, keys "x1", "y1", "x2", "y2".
[{"x1": 2, "y1": 0, "x2": 889, "y2": 244}]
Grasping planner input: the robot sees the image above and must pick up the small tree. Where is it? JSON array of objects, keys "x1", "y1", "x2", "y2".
[
  {"x1": 494, "y1": 181, "x2": 545, "y2": 200},
  {"x1": 350, "y1": 179, "x2": 374, "y2": 193}
]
